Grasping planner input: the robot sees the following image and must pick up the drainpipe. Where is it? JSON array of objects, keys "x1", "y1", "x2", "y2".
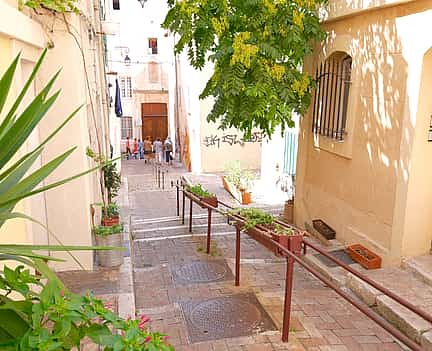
[{"x1": 173, "y1": 35, "x2": 181, "y2": 163}]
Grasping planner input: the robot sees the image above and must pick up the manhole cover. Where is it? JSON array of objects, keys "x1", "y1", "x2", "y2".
[
  {"x1": 181, "y1": 293, "x2": 277, "y2": 343},
  {"x1": 314, "y1": 249, "x2": 355, "y2": 268},
  {"x1": 173, "y1": 260, "x2": 234, "y2": 284}
]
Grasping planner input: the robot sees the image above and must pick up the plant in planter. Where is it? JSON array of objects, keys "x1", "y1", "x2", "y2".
[
  {"x1": 101, "y1": 202, "x2": 120, "y2": 226},
  {"x1": 186, "y1": 183, "x2": 218, "y2": 208},
  {"x1": 223, "y1": 161, "x2": 256, "y2": 205},
  {"x1": 94, "y1": 224, "x2": 124, "y2": 267}
]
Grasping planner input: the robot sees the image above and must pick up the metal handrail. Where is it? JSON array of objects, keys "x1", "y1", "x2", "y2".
[{"x1": 176, "y1": 177, "x2": 427, "y2": 350}]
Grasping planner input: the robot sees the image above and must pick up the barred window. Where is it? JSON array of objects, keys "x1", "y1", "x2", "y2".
[
  {"x1": 312, "y1": 53, "x2": 352, "y2": 140},
  {"x1": 119, "y1": 76, "x2": 132, "y2": 98},
  {"x1": 121, "y1": 116, "x2": 133, "y2": 139},
  {"x1": 148, "y1": 38, "x2": 158, "y2": 55}
]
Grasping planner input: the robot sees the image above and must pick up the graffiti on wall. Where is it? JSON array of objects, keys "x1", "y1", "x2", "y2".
[{"x1": 203, "y1": 132, "x2": 263, "y2": 148}]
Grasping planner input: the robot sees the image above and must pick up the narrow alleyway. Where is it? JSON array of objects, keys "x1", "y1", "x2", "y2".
[{"x1": 123, "y1": 160, "x2": 404, "y2": 351}]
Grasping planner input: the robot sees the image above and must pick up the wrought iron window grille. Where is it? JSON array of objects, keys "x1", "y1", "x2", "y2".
[{"x1": 312, "y1": 55, "x2": 352, "y2": 141}]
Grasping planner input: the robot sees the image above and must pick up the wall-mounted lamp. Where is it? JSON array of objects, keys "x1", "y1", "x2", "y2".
[
  {"x1": 137, "y1": 0, "x2": 147, "y2": 8},
  {"x1": 124, "y1": 55, "x2": 131, "y2": 67}
]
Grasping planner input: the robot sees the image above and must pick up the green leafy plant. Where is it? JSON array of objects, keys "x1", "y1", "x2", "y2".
[
  {"x1": 102, "y1": 202, "x2": 119, "y2": 219},
  {"x1": 186, "y1": 183, "x2": 215, "y2": 198},
  {"x1": 18, "y1": 0, "x2": 80, "y2": 14},
  {"x1": 163, "y1": 0, "x2": 327, "y2": 137},
  {"x1": 0, "y1": 51, "x2": 172, "y2": 350},
  {"x1": 273, "y1": 223, "x2": 295, "y2": 236},
  {"x1": 224, "y1": 161, "x2": 256, "y2": 191},
  {"x1": 94, "y1": 224, "x2": 123, "y2": 237},
  {"x1": 231, "y1": 207, "x2": 274, "y2": 230},
  {"x1": 0, "y1": 265, "x2": 173, "y2": 350},
  {"x1": 86, "y1": 147, "x2": 121, "y2": 205}
]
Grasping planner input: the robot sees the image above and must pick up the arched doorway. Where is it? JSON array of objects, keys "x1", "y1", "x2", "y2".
[{"x1": 141, "y1": 103, "x2": 168, "y2": 142}]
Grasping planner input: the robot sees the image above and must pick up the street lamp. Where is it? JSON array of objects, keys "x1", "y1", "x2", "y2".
[
  {"x1": 124, "y1": 54, "x2": 131, "y2": 67},
  {"x1": 137, "y1": 0, "x2": 147, "y2": 7}
]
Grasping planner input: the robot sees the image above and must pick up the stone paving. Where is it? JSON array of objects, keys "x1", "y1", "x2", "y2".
[{"x1": 124, "y1": 160, "x2": 405, "y2": 351}]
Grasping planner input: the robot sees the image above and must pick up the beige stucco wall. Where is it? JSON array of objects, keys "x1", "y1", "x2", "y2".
[
  {"x1": 0, "y1": 1, "x2": 111, "y2": 271},
  {"x1": 296, "y1": 0, "x2": 432, "y2": 265}
]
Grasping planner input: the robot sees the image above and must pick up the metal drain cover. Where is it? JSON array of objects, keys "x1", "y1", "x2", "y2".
[
  {"x1": 181, "y1": 293, "x2": 276, "y2": 343},
  {"x1": 173, "y1": 260, "x2": 234, "y2": 284}
]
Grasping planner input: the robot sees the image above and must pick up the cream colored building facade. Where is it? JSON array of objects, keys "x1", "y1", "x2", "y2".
[
  {"x1": 0, "y1": 0, "x2": 112, "y2": 270},
  {"x1": 296, "y1": 0, "x2": 432, "y2": 265}
]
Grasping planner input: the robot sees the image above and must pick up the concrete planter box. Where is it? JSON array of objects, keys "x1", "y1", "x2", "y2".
[{"x1": 95, "y1": 233, "x2": 124, "y2": 267}]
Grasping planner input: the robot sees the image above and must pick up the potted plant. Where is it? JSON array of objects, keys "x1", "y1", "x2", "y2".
[
  {"x1": 232, "y1": 208, "x2": 303, "y2": 255},
  {"x1": 238, "y1": 169, "x2": 255, "y2": 205},
  {"x1": 271, "y1": 223, "x2": 303, "y2": 255},
  {"x1": 94, "y1": 224, "x2": 124, "y2": 267},
  {"x1": 101, "y1": 202, "x2": 120, "y2": 226},
  {"x1": 223, "y1": 161, "x2": 255, "y2": 205},
  {"x1": 187, "y1": 183, "x2": 218, "y2": 208}
]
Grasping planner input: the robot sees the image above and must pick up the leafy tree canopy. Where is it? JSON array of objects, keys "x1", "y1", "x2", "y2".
[{"x1": 163, "y1": 0, "x2": 327, "y2": 137}]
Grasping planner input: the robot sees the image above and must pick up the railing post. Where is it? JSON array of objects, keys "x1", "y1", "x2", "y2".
[
  {"x1": 189, "y1": 197, "x2": 193, "y2": 233},
  {"x1": 176, "y1": 180, "x2": 180, "y2": 217},
  {"x1": 206, "y1": 208, "x2": 212, "y2": 254},
  {"x1": 235, "y1": 226, "x2": 241, "y2": 286},
  {"x1": 162, "y1": 171, "x2": 165, "y2": 190},
  {"x1": 158, "y1": 169, "x2": 161, "y2": 188},
  {"x1": 303, "y1": 242, "x2": 307, "y2": 255},
  {"x1": 282, "y1": 256, "x2": 294, "y2": 342},
  {"x1": 182, "y1": 187, "x2": 185, "y2": 225}
]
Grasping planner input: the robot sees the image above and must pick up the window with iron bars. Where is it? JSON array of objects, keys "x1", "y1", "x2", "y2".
[
  {"x1": 121, "y1": 116, "x2": 133, "y2": 139},
  {"x1": 312, "y1": 53, "x2": 352, "y2": 140},
  {"x1": 148, "y1": 38, "x2": 158, "y2": 55},
  {"x1": 119, "y1": 76, "x2": 132, "y2": 98}
]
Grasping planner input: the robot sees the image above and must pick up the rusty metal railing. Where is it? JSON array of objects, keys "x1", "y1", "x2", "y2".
[{"x1": 175, "y1": 177, "x2": 427, "y2": 350}]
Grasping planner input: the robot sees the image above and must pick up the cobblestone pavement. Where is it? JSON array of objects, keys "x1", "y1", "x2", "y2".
[{"x1": 128, "y1": 160, "x2": 406, "y2": 350}]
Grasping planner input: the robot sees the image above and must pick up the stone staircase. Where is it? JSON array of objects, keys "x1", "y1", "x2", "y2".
[{"x1": 303, "y1": 245, "x2": 432, "y2": 350}]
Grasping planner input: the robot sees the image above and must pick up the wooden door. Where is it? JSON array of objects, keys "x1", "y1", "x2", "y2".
[{"x1": 141, "y1": 103, "x2": 168, "y2": 142}]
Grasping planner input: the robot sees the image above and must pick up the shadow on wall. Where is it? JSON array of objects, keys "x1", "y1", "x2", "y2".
[{"x1": 302, "y1": 2, "x2": 418, "y2": 260}]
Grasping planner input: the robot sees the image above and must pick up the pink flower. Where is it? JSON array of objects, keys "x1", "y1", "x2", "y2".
[
  {"x1": 60, "y1": 290, "x2": 65, "y2": 297},
  {"x1": 144, "y1": 336, "x2": 151, "y2": 343}
]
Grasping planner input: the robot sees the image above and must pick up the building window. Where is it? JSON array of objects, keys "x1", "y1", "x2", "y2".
[
  {"x1": 121, "y1": 116, "x2": 133, "y2": 139},
  {"x1": 119, "y1": 76, "x2": 132, "y2": 98},
  {"x1": 312, "y1": 52, "x2": 352, "y2": 140},
  {"x1": 148, "y1": 38, "x2": 158, "y2": 55}
]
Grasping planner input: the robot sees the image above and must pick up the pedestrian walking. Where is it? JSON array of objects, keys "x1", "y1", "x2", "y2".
[
  {"x1": 153, "y1": 137, "x2": 163, "y2": 164},
  {"x1": 138, "y1": 139, "x2": 144, "y2": 159},
  {"x1": 164, "y1": 136, "x2": 173, "y2": 165},
  {"x1": 125, "y1": 136, "x2": 131, "y2": 160},
  {"x1": 144, "y1": 136, "x2": 152, "y2": 164},
  {"x1": 132, "y1": 138, "x2": 139, "y2": 159}
]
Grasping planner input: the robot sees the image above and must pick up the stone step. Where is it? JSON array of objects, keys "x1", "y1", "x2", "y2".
[
  {"x1": 346, "y1": 267, "x2": 432, "y2": 350},
  {"x1": 402, "y1": 254, "x2": 432, "y2": 287}
]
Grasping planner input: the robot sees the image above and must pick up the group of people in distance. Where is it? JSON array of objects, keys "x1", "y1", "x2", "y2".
[{"x1": 125, "y1": 136, "x2": 173, "y2": 165}]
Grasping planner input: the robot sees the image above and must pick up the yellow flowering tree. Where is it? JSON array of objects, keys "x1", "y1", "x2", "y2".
[{"x1": 163, "y1": 0, "x2": 327, "y2": 137}]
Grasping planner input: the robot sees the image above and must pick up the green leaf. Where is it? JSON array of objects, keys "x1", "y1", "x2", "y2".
[
  {"x1": 0, "y1": 53, "x2": 20, "y2": 116},
  {"x1": 0, "y1": 147, "x2": 76, "y2": 210},
  {"x1": 0, "y1": 310, "x2": 30, "y2": 340},
  {"x1": 0, "y1": 49, "x2": 47, "y2": 132},
  {"x1": 0, "y1": 104, "x2": 82, "y2": 184},
  {"x1": 0, "y1": 74, "x2": 60, "y2": 168}
]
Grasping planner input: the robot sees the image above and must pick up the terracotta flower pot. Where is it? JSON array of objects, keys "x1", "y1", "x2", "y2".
[
  {"x1": 101, "y1": 216, "x2": 120, "y2": 227},
  {"x1": 241, "y1": 190, "x2": 252, "y2": 205},
  {"x1": 200, "y1": 196, "x2": 218, "y2": 208},
  {"x1": 271, "y1": 233, "x2": 303, "y2": 256},
  {"x1": 347, "y1": 244, "x2": 381, "y2": 270}
]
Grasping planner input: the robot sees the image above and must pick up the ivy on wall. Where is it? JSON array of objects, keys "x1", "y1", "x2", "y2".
[
  {"x1": 163, "y1": 0, "x2": 327, "y2": 137},
  {"x1": 18, "y1": 0, "x2": 79, "y2": 14}
]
